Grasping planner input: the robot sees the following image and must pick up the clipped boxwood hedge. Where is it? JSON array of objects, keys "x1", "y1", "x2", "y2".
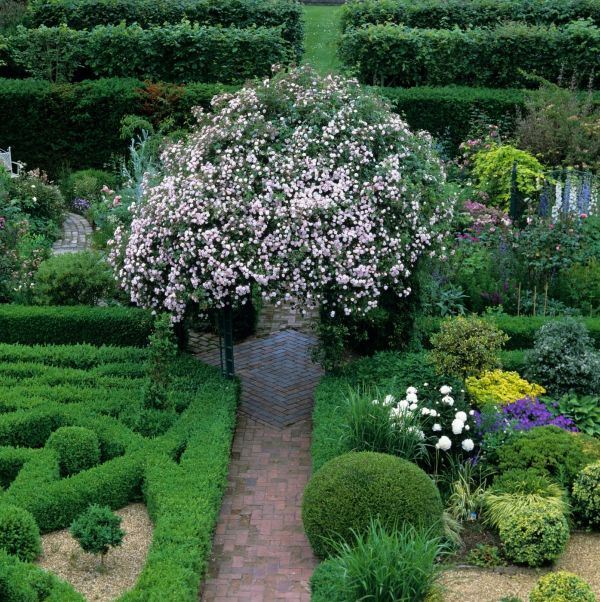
[
  {"x1": 414, "y1": 315, "x2": 600, "y2": 350},
  {"x1": 341, "y1": 0, "x2": 600, "y2": 31},
  {"x1": 26, "y1": 0, "x2": 304, "y2": 57},
  {"x1": 0, "y1": 344, "x2": 238, "y2": 600},
  {"x1": 0, "y1": 305, "x2": 154, "y2": 346},
  {"x1": 3, "y1": 22, "x2": 293, "y2": 84},
  {"x1": 339, "y1": 21, "x2": 600, "y2": 88}
]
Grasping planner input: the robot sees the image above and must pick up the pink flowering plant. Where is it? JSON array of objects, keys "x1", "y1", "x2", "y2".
[{"x1": 110, "y1": 67, "x2": 454, "y2": 319}]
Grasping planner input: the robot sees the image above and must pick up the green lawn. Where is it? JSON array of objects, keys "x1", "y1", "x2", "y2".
[{"x1": 303, "y1": 5, "x2": 342, "y2": 74}]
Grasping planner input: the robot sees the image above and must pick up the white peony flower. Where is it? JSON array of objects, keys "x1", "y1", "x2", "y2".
[
  {"x1": 440, "y1": 385, "x2": 452, "y2": 395},
  {"x1": 409, "y1": 403, "x2": 418, "y2": 411},
  {"x1": 436, "y1": 436, "x2": 452, "y2": 451},
  {"x1": 372, "y1": 399, "x2": 380, "y2": 405},
  {"x1": 406, "y1": 392, "x2": 418, "y2": 403},
  {"x1": 424, "y1": 382, "x2": 429, "y2": 387},
  {"x1": 442, "y1": 395, "x2": 454, "y2": 406},
  {"x1": 462, "y1": 439, "x2": 474, "y2": 452},
  {"x1": 383, "y1": 394, "x2": 395, "y2": 406},
  {"x1": 432, "y1": 423, "x2": 442, "y2": 432},
  {"x1": 469, "y1": 410, "x2": 475, "y2": 416},
  {"x1": 406, "y1": 386, "x2": 418, "y2": 396},
  {"x1": 429, "y1": 409, "x2": 438, "y2": 417},
  {"x1": 465, "y1": 425, "x2": 470, "y2": 431},
  {"x1": 455, "y1": 411, "x2": 467, "y2": 422},
  {"x1": 398, "y1": 399, "x2": 409, "y2": 411},
  {"x1": 451, "y1": 419, "x2": 464, "y2": 435}
]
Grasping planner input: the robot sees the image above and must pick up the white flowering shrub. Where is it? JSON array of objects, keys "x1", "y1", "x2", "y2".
[
  {"x1": 110, "y1": 67, "x2": 454, "y2": 320},
  {"x1": 346, "y1": 384, "x2": 477, "y2": 472}
]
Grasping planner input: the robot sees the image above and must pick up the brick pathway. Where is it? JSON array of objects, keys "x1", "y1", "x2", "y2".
[
  {"x1": 198, "y1": 330, "x2": 322, "y2": 601},
  {"x1": 52, "y1": 212, "x2": 92, "y2": 254}
]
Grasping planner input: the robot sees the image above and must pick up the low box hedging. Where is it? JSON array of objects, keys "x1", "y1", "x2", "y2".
[
  {"x1": 339, "y1": 21, "x2": 600, "y2": 87},
  {"x1": 0, "y1": 549, "x2": 84, "y2": 601},
  {"x1": 26, "y1": 0, "x2": 304, "y2": 58},
  {"x1": 415, "y1": 315, "x2": 600, "y2": 349},
  {"x1": 3, "y1": 22, "x2": 293, "y2": 84},
  {"x1": 0, "y1": 344, "x2": 238, "y2": 600},
  {"x1": 0, "y1": 305, "x2": 154, "y2": 346},
  {"x1": 341, "y1": 0, "x2": 600, "y2": 31}
]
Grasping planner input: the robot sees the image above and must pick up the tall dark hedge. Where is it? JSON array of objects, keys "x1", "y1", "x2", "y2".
[
  {"x1": 2, "y1": 78, "x2": 599, "y2": 176},
  {"x1": 0, "y1": 78, "x2": 236, "y2": 174},
  {"x1": 340, "y1": 21, "x2": 600, "y2": 88},
  {"x1": 26, "y1": 0, "x2": 304, "y2": 57},
  {"x1": 2, "y1": 22, "x2": 293, "y2": 84},
  {"x1": 0, "y1": 305, "x2": 154, "y2": 346},
  {"x1": 341, "y1": 0, "x2": 600, "y2": 31}
]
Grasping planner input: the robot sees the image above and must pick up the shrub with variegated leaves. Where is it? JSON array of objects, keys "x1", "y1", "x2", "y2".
[{"x1": 109, "y1": 66, "x2": 454, "y2": 320}]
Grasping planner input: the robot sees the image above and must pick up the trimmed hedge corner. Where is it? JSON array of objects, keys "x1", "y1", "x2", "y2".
[{"x1": 0, "y1": 305, "x2": 154, "y2": 346}]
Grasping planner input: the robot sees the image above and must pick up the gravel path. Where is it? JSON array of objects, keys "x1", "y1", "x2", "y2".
[
  {"x1": 441, "y1": 532, "x2": 600, "y2": 601},
  {"x1": 37, "y1": 503, "x2": 153, "y2": 601}
]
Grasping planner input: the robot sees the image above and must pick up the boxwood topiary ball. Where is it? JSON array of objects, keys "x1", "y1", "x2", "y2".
[
  {"x1": 530, "y1": 571, "x2": 595, "y2": 602},
  {"x1": 301, "y1": 451, "x2": 443, "y2": 558},
  {"x1": 46, "y1": 426, "x2": 100, "y2": 476},
  {"x1": 0, "y1": 504, "x2": 42, "y2": 562}
]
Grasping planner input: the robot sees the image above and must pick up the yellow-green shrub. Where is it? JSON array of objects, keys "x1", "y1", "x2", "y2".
[
  {"x1": 530, "y1": 571, "x2": 595, "y2": 602},
  {"x1": 466, "y1": 370, "x2": 545, "y2": 407}
]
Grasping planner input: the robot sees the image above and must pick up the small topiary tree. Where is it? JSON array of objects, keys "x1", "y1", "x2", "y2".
[
  {"x1": 45, "y1": 426, "x2": 100, "y2": 476},
  {"x1": 70, "y1": 505, "x2": 124, "y2": 567},
  {"x1": 430, "y1": 316, "x2": 508, "y2": 378},
  {"x1": 0, "y1": 504, "x2": 41, "y2": 562},
  {"x1": 572, "y1": 461, "x2": 600, "y2": 528},
  {"x1": 526, "y1": 318, "x2": 600, "y2": 396},
  {"x1": 143, "y1": 313, "x2": 177, "y2": 411},
  {"x1": 530, "y1": 571, "x2": 595, "y2": 602},
  {"x1": 301, "y1": 451, "x2": 443, "y2": 558}
]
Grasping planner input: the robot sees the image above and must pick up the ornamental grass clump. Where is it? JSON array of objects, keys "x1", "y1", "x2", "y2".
[{"x1": 110, "y1": 66, "x2": 454, "y2": 322}]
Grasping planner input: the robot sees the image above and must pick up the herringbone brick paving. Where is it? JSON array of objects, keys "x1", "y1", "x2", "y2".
[{"x1": 198, "y1": 329, "x2": 322, "y2": 601}]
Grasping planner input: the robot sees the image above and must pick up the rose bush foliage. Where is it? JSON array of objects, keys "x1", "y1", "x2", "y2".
[{"x1": 110, "y1": 67, "x2": 453, "y2": 320}]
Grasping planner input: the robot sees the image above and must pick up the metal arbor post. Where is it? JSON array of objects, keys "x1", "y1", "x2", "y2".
[{"x1": 218, "y1": 305, "x2": 235, "y2": 379}]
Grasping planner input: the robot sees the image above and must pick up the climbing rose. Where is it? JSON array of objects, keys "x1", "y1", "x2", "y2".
[{"x1": 110, "y1": 67, "x2": 454, "y2": 320}]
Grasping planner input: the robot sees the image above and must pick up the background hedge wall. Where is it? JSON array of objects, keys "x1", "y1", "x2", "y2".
[
  {"x1": 341, "y1": 0, "x2": 600, "y2": 30},
  {"x1": 339, "y1": 21, "x2": 600, "y2": 87},
  {"x1": 0, "y1": 306, "x2": 154, "y2": 346},
  {"x1": 414, "y1": 315, "x2": 600, "y2": 350},
  {"x1": 2, "y1": 23, "x2": 292, "y2": 84},
  {"x1": 26, "y1": 0, "x2": 304, "y2": 57},
  {"x1": 0, "y1": 78, "x2": 236, "y2": 174},
  {"x1": 4, "y1": 79, "x2": 598, "y2": 175}
]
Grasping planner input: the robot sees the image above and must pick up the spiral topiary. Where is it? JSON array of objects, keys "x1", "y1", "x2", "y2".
[
  {"x1": 529, "y1": 571, "x2": 595, "y2": 602},
  {"x1": 301, "y1": 451, "x2": 443, "y2": 558},
  {"x1": 45, "y1": 426, "x2": 100, "y2": 476},
  {"x1": 0, "y1": 504, "x2": 41, "y2": 562}
]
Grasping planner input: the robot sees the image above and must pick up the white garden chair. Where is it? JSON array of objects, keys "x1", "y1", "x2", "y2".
[{"x1": 0, "y1": 147, "x2": 23, "y2": 177}]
